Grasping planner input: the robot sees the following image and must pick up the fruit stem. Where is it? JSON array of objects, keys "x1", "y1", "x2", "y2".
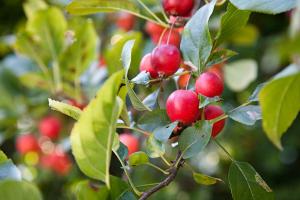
[
  {"x1": 146, "y1": 163, "x2": 169, "y2": 175},
  {"x1": 213, "y1": 139, "x2": 234, "y2": 161},
  {"x1": 113, "y1": 150, "x2": 143, "y2": 196},
  {"x1": 160, "y1": 154, "x2": 171, "y2": 166},
  {"x1": 116, "y1": 125, "x2": 151, "y2": 136}
]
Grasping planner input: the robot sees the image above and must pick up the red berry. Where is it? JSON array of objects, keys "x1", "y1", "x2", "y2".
[
  {"x1": 151, "y1": 44, "x2": 181, "y2": 76},
  {"x1": 195, "y1": 72, "x2": 224, "y2": 97},
  {"x1": 145, "y1": 21, "x2": 164, "y2": 36},
  {"x1": 38, "y1": 116, "x2": 61, "y2": 140},
  {"x1": 161, "y1": 29, "x2": 181, "y2": 47},
  {"x1": 178, "y1": 73, "x2": 191, "y2": 89},
  {"x1": 98, "y1": 56, "x2": 106, "y2": 68},
  {"x1": 116, "y1": 12, "x2": 135, "y2": 31},
  {"x1": 166, "y1": 90, "x2": 200, "y2": 125},
  {"x1": 139, "y1": 53, "x2": 159, "y2": 78},
  {"x1": 162, "y1": 0, "x2": 194, "y2": 16},
  {"x1": 16, "y1": 134, "x2": 40, "y2": 155},
  {"x1": 206, "y1": 63, "x2": 224, "y2": 81},
  {"x1": 40, "y1": 150, "x2": 71, "y2": 176},
  {"x1": 204, "y1": 105, "x2": 225, "y2": 138},
  {"x1": 119, "y1": 133, "x2": 139, "y2": 156}
]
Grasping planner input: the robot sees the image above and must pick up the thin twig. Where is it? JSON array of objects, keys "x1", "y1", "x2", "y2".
[{"x1": 139, "y1": 151, "x2": 184, "y2": 200}]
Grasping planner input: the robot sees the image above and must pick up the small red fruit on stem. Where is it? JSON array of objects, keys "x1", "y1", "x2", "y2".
[
  {"x1": 195, "y1": 72, "x2": 224, "y2": 97},
  {"x1": 38, "y1": 116, "x2": 62, "y2": 140},
  {"x1": 204, "y1": 105, "x2": 225, "y2": 138},
  {"x1": 162, "y1": 0, "x2": 195, "y2": 16},
  {"x1": 139, "y1": 53, "x2": 159, "y2": 78},
  {"x1": 119, "y1": 133, "x2": 139, "y2": 156},
  {"x1": 16, "y1": 134, "x2": 40, "y2": 155},
  {"x1": 116, "y1": 12, "x2": 135, "y2": 31},
  {"x1": 166, "y1": 90, "x2": 200, "y2": 125},
  {"x1": 151, "y1": 44, "x2": 181, "y2": 76}
]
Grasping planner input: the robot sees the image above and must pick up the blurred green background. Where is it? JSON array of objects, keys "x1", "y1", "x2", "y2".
[{"x1": 0, "y1": 0, "x2": 299, "y2": 199}]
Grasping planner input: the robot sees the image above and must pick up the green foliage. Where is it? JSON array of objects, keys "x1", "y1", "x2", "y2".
[
  {"x1": 153, "y1": 121, "x2": 178, "y2": 142},
  {"x1": 206, "y1": 49, "x2": 237, "y2": 66},
  {"x1": 72, "y1": 181, "x2": 109, "y2": 200},
  {"x1": 181, "y1": 0, "x2": 216, "y2": 70},
  {"x1": 48, "y1": 98, "x2": 82, "y2": 120},
  {"x1": 146, "y1": 134, "x2": 165, "y2": 158},
  {"x1": 70, "y1": 70, "x2": 124, "y2": 186},
  {"x1": 0, "y1": 180, "x2": 42, "y2": 200},
  {"x1": 224, "y1": 59, "x2": 257, "y2": 92},
  {"x1": 259, "y1": 71, "x2": 300, "y2": 149},
  {"x1": 138, "y1": 109, "x2": 170, "y2": 132},
  {"x1": 193, "y1": 172, "x2": 222, "y2": 186},
  {"x1": 0, "y1": 150, "x2": 8, "y2": 164},
  {"x1": 179, "y1": 122, "x2": 212, "y2": 159},
  {"x1": 128, "y1": 151, "x2": 149, "y2": 167},
  {"x1": 228, "y1": 161, "x2": 274, "y2": 200},
  {"x1": 215, "y1": 3, "x2": 250, "y2": 46},
  {"x1": 229, "y1": 0, "x2": 296, "y2": 14},
  {"x1": 228, "y1": 105, "x2": 261, "y2": 126}
]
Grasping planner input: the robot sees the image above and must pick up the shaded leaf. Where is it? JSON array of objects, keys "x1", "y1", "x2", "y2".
[
  {"x1": 128, "y1": 151, "x2": 149, "y2": 167},
  {"x1": 0, "y1": 150, "x2": 8, "y2": 164},
  {"x1": 153, "y1": 121, "x2": 178, "y2": 142},
  {"x1": 229, "y1": 105, "x2": 261, "y2": 126},
  {"x1": 48, "y1": 98, "x2": 82, "y2": 120},
  {"x1": 131, "y1": 71, "x2": 150, "y2": 85},
  {"x1": 138, "y1": 109, "x2": 170, "y2": 132},
  {"x1": 193, "y1": 172, "x2": 222, "y2": 185},
  {"x1": 206, "y1": 49, "x2": 238, "y2": 66},
  {"x1": 199, "y1": 96, "x2": 222, "y2": 109},
  {"x1": 146, "y1": 134, "x2": 165, "y2": 158},
  {"x1": 248, "y1": 83, "x2": 266, "y2": 102},
  {"x1": 116, "y1": 142, "x2": 129, "y2": 161},
  {"x1": 72, "y1": 180, "x2": 109, "y2": 200},
  {"x1": 142, "y1": 88, "x2": 160, "y2": 110}
]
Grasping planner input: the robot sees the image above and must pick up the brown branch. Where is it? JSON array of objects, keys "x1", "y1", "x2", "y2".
[{"x1": 139, "y1": 152, "x2": 184, "y2": 200}]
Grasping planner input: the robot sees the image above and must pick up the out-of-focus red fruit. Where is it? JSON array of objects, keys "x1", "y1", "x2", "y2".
[
  {"x1": 195, "y1": 72, "x2": 224, "y2": 97},
  {"x1": 68, "y1": 99, "x2": 86, "y2": 110},
  {"x1": 162, "y1": 0, "x2": 194, "y2": 16},
  {"x1": 161, "y1": 29, "x2": 181, "y2": 47},
  {"x1": 151, "y1": 44, "x2": 181, "y2": 76},
  {"x1": 40, "y1": 150, "x2": 72, "y2": 176},
  {"x1": 119, "y1": 133, "x2": 139, "y2": 156},
  {"x1": 38, "y1": 116, "x2": 61, "y2": 140},
  {"x1": 206, "y1": 63, "x2": 224, "y2": 80},
  {"x1": 145, "y1": 21, "x2": 165, "y2": 36},
  {"x1": 204, "y1": 105, "x2": 225, "y2": 138},
  {"x1": 178, "y1": 73, "x2": 191, "y2": 89},
  {"x1": 98, "y1": 56, "x2": 106, "y2": 68},
  {"x1": 166, "y1": 90, "x2": 200, "y2": 125},
  {"x1": 116, "y1": 12, "x2": 135, "y2": 31},
  {"x1": 139, "y1": 53, "x2": 159, "y2": 78},
  {"x1": 16, "y1": 134, "x2": 40, "y2": 155}
]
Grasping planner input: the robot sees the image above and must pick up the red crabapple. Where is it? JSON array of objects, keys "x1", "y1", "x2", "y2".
[
  {"x1": 195, "y1": 72, "x2": 224, "y2": 97},
  {"x1": 162, "y1": 0, "x2": 194, "y2": 16},
  {"x1": 166, "y1": 90, "x2": 200, "y2": 125},
  {"x1": 139, "y1": 53, "x2": 159, "y2": 78},
  {"x1": 116, "y1": 12, "x2": 135, "y2": 31},
  {"x1": 119, "y1": 133, "x2": 139, "y2": 156},
  {"x1": 16, "y1": 134, "x2": 40, "y2": 155},
  {"x1": 204, "y1": 105, "x2": 225, "y2": 138},
  {"x1": 38, "y1": 116, "x2": 62, "y2": 140},
  {"x1": 161, "y1": 29, "x2": 181, "y2": 47},
  {"x1": 151, "y1": 44, "x2": 181, "y2": 76}
]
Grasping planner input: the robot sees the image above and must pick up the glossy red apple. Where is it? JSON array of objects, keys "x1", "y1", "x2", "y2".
[
  {"x1": 204, "y1": 105, "x2": 225, "y2": 138},
  {"x1": 139, "y1": 53, "x2": 159, "y2": 78},
  {"x1": 119, "y1": 133, "x2": 139, "y2": 156},
  {"x1": 38, "y1": 116, "x2": 62, "y2": 140},
  {"x1": 195, "y1": 72, "x2": 224, "y2": 97}
]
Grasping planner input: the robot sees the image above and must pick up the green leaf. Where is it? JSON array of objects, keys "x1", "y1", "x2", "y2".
[
  {"x1": 109, "y1": 176, "x2": 131, "y2": 200},
  {"x1": 199, "y1": 96, "x2": 222, "y2": 109},
  {"x1": 66, "y1": 0, "x2": 140, "y2": 16},
  {"x1": 19, "y1": 73, "x2": 50, "y2": 90},
  {"x1": 181, "y1": 0, "x2": 216, "y2": 70},
  {"x1": 116, "y1": 142, "x2": 129, "y2": 161},
  {"x1": 142, "y1": 88, "x2": 160, "y2": 110},
  {"x1": 153, "y1": 121, "x2": 178, "y2": 142},
  {"x1": 179, "y1": 121, "x2": 212, "y2": 159},
  {"x1": 215, "y1": 3, "x2": 250, "y2": 46},
  {"x1": 229, "y1": 0, "x2": 296, "y2": 14},
  {"x1": 72, "y1": 180, "x2": 109, "y2": 200},
  {"x1": 131, "y1": 71, "x2": 150, "y2": 85},
  {"x1": 121, "y1": 40, "x2": 151, "y2": 111},
  {"x1": 23, "y1": 0, "x2": 48, "y2": 19},
  {"x1": 48, "y1": 98, "x2": 82, "y2": 120},
  {"x1": 0, "y1": 150, "x2": 8, "y2": 164},
  {"x1": 224, "y1": 59, "x2": 257, "y2": 92},
  {"x1": 70, "y1": 70, "x2": 124, "y2": 186},
  {"x1": 193, "y1": 172, "x2": 222, "y2": 185},
  {"x1": 146, "y1": 134, "x2": 165, "y2": 158},
  {"x1": 229, "y1": 105, "x2": 261, "y2": 126},
  {"x1": 138, "y1": 109, "x2": 170, "y2": 132},
  {"x1": 119, "y1": 191, "x2": 137, "y2": 200},
  {"x1": 128, "y1": 151, "x2": 149, "y2": 166},
  {"x1": 0, "y1": 180, "x2": 42, "y2": 200},
  {"x1": 259, "y1": 72, "x2": 300, "y2": 149},
  {"x1": 60, "y1": 18, "x2": 97, "y2": 81},
  {"x1": 206, "y1": 49, "x2": 238, "y2": 66},
  {"x1": 228, "y1": 161, "x2": 274, "y2": 200},
  {"x1": 0, "y1": 160, "x2": 22, "y2": 180},
  {"x1": 248, "y1": 83, "x2": 266, "y2": 102}
]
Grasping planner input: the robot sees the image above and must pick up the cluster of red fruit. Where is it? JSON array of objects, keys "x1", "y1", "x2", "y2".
[
  {"x1": 138, "y1": 0, "x2": 225, "y2": 138},
  {"x1": 16, "y1": 116, "x2": 71, "y2": 175}
]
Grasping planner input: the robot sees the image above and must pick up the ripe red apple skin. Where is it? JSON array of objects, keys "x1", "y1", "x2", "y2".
[
  {"x1": 161, "y1": 29, "x2": 181, "y2": 47},
  {"x1": 162, "y1": 0, "x2": 194, "y2": 16},
  {"x1": 38, "y1": 116, "x2": 62, "y2": 140},
  {"x1": 116, "y1": 13, "x2": 135, "y2": 31},
  {"x1": 119, "y1": 133, "x2": 139, "y2": 156},
  {"x1": 145, "y1": 21, "x2": 164, "y2": 36},
  {"x1": 166, "y1": 90, "x2": 200, "y2": 125},
  {"x1": 195, "y1": 72, "x2": 224, "y2": 97},
  {"x1": 16, "y1": 134, "x2": 40, "y2": 155},
  {"x1": 40, "y1": 151, "x2": 72, "y2": 175},
  {"x1": 178, "y1": 73, "x2": 191, "y2": 89},
  {"x1": 139, "y1": 53, "x2": 159, "y2": 78},
  {"x1": 151, "y1": 44, "x2": 181, "y2": 76},
  {"x1": 206, "y1": 63, "x2": 224, "y2": 81},
  {"x1": 204, "y1": 105, "x2": 225, "y2": 138}
]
